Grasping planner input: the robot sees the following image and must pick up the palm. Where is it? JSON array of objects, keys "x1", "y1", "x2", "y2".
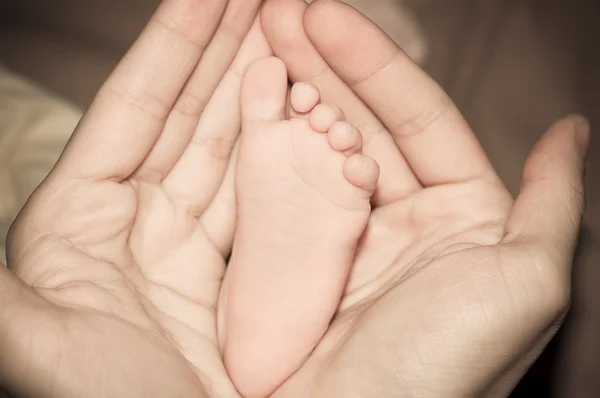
[
  {"x1": 344, "y1": 179, "x2": 509, "y2": 305},
  {"x1": 274, "y1": 178, "x2": 520, "y2": 396},
  {"x1": 0, "y1": 1, "x2": 585, "y2": 397},
  {"x1": 1, "y1": 2, "x2": 266, "y2": 396},
  {"x1": 280, "y1": 151, "x2": 574, "y2": 398},
  {"x1": 261, "y1": 1, "x2": 583, "y2": 397},
  {"x1": 5, "y1": 177, "x2": 233, "y2": 397}
]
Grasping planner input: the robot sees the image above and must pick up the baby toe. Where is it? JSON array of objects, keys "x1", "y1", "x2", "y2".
[
  {"x1": 328, "y1": 121, "x2": 363, "y2": 156},
  {"x1": 241, "y1": 57, "x2": 288, "y2": 123},
  {"x1": 290, "y1": 82, "x2": 321, "y2": 114},
  {"x1": 343, "y1": 154, "x2": 380, "y2": 193},
  {"x1": 309, "y1": 102, "x2": 345, "y2": 133}
]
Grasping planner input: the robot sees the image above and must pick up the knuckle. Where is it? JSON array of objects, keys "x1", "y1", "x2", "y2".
[
  {"x1": 172, "y1": 90, "x2": 210, "y2": 118},
  {"x1": 191, "y1": 135, "x2": 236, "y2": 160},
  {"x1": 391, "y1": 92, "x2": 453, "y2": 139},
  {"x1": 103, "y1": 84, "x2": 169, "y2": 122}
]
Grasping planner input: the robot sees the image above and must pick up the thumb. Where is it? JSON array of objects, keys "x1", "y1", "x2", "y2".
[
  {"x1": 492, "y1": 115, "x2": 589, "y2": 398},
  {"x1": 505, "y1": 115, "x2": 590, "y2": 265}
]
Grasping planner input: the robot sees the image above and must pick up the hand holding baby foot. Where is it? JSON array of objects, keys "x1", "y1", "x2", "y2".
[
  {"x1": 259, "y1": 1, "x2": 588, "y2": 397},
  {"x1": 0, "y1": 1, "x2": 268, "y2": 396},
  {"x1": 0, "y1": 0, "x2": 587, "y2": 397},
  {"x1": 221, "y1": 57, "x2": 379, "y2": 398}
]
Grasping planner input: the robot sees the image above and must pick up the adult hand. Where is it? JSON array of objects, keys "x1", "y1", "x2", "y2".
[
  {"x1": 261, "y1": 1, "x2": 589, "y2": 397},
  {"x1": 0, "y1": 0, "x2": 588, "y2": 397},
  {"x1": 0, "y1": 0, "x2": 267, "y2": 396}
]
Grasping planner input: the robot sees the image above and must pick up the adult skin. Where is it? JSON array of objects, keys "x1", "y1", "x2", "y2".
[
  {"x1": 0, "y1": 0, "x2": 589, "y2": 397},
  {"x1": 0, "y1": 0, "x2": 264, "y2": 396},
  {"x1": 261, "y1": 1, "x2": 589, "y2": 396}
]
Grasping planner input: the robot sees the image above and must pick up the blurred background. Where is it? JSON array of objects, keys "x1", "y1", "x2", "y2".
[{"x1": 0, "y1": 0, "x2": 598, "y2": 396}]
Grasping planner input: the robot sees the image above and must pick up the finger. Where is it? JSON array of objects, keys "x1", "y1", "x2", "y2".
[
  {"x1": 52, "y1": 0, "x2": 228, "y2": 182},
  {"x1": 161, "y1": 17, "x2": 272, "y2": 216},
  {"x1": 504, "y1": 115, "x2": 590, "y2": 264},
  {"x1": 135, "y1": 0, "x2": 263, "y2": 182},
  {"x1": 262, "y1": 0, "x2": 421, "y2": 205},
  {"x1": 199, "y1": 143, "x2": 239, "y2": 256},
  {"x1": 304, "y1": 0, "x2": 499, "y2": 186}
]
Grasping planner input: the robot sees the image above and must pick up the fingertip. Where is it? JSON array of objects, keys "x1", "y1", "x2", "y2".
[
  {"x1": 263, "y1": 0, "x2": 329, "y2": 85},
  {"x1": 305, "y1": 0, "x2": 341, "y2": 25},
  {"x1": 305, "y1": 0, "x2": 380, "y2": 49},
  {"x1": 506, "y1": 115, "x2": 588, "y2": 258},
  {"x1": 262, "y1": 0, "x2": 307, "y2": 48},
  {"x1": 522, "y1": 115, "x2": 589, "y2": 186},
  {"x1": 572, "y1": 115, "x2": 591, "y2": 159}
]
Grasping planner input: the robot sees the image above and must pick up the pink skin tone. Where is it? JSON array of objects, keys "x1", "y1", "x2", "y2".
[{"x1": 221, "y1": 57, "x2": 379, "y2": 398}]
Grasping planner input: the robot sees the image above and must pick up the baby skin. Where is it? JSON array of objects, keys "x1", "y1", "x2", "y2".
[{"x1": 221, "y1": 57, "x2": 380, "y2": 398}]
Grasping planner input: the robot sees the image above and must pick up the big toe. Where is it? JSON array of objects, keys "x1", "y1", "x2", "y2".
[{"x1": 241, "y1": 57, "x2": 288, "y2": 123}]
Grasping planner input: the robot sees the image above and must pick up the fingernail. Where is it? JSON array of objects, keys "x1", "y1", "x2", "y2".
[{"x1": 574, "y1": 116, "x2": 591, "y2": 159}]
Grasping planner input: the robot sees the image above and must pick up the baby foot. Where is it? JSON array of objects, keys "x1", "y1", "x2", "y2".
[{"x1": 221, "y1": 57, "x2": 379, "y2": 398}]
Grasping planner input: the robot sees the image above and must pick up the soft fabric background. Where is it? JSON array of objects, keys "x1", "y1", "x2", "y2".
[
  {"x1": 0, "y1": 1, "x2": 598, "y2": 396},
  {"x1": 0, "y1": 66, "x2": 80, "y2": 263}
]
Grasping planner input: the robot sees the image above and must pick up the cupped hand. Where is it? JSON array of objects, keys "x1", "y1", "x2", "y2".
[
  {"x1": 261, "y1": 1, "x2": 589, "y2": 397},
  {"x1": 0, "y1": 0, "x2": 589, "y2": 397},
  {"x1": 0, "y1": 0, "x2": 267, "y2": 397}
]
